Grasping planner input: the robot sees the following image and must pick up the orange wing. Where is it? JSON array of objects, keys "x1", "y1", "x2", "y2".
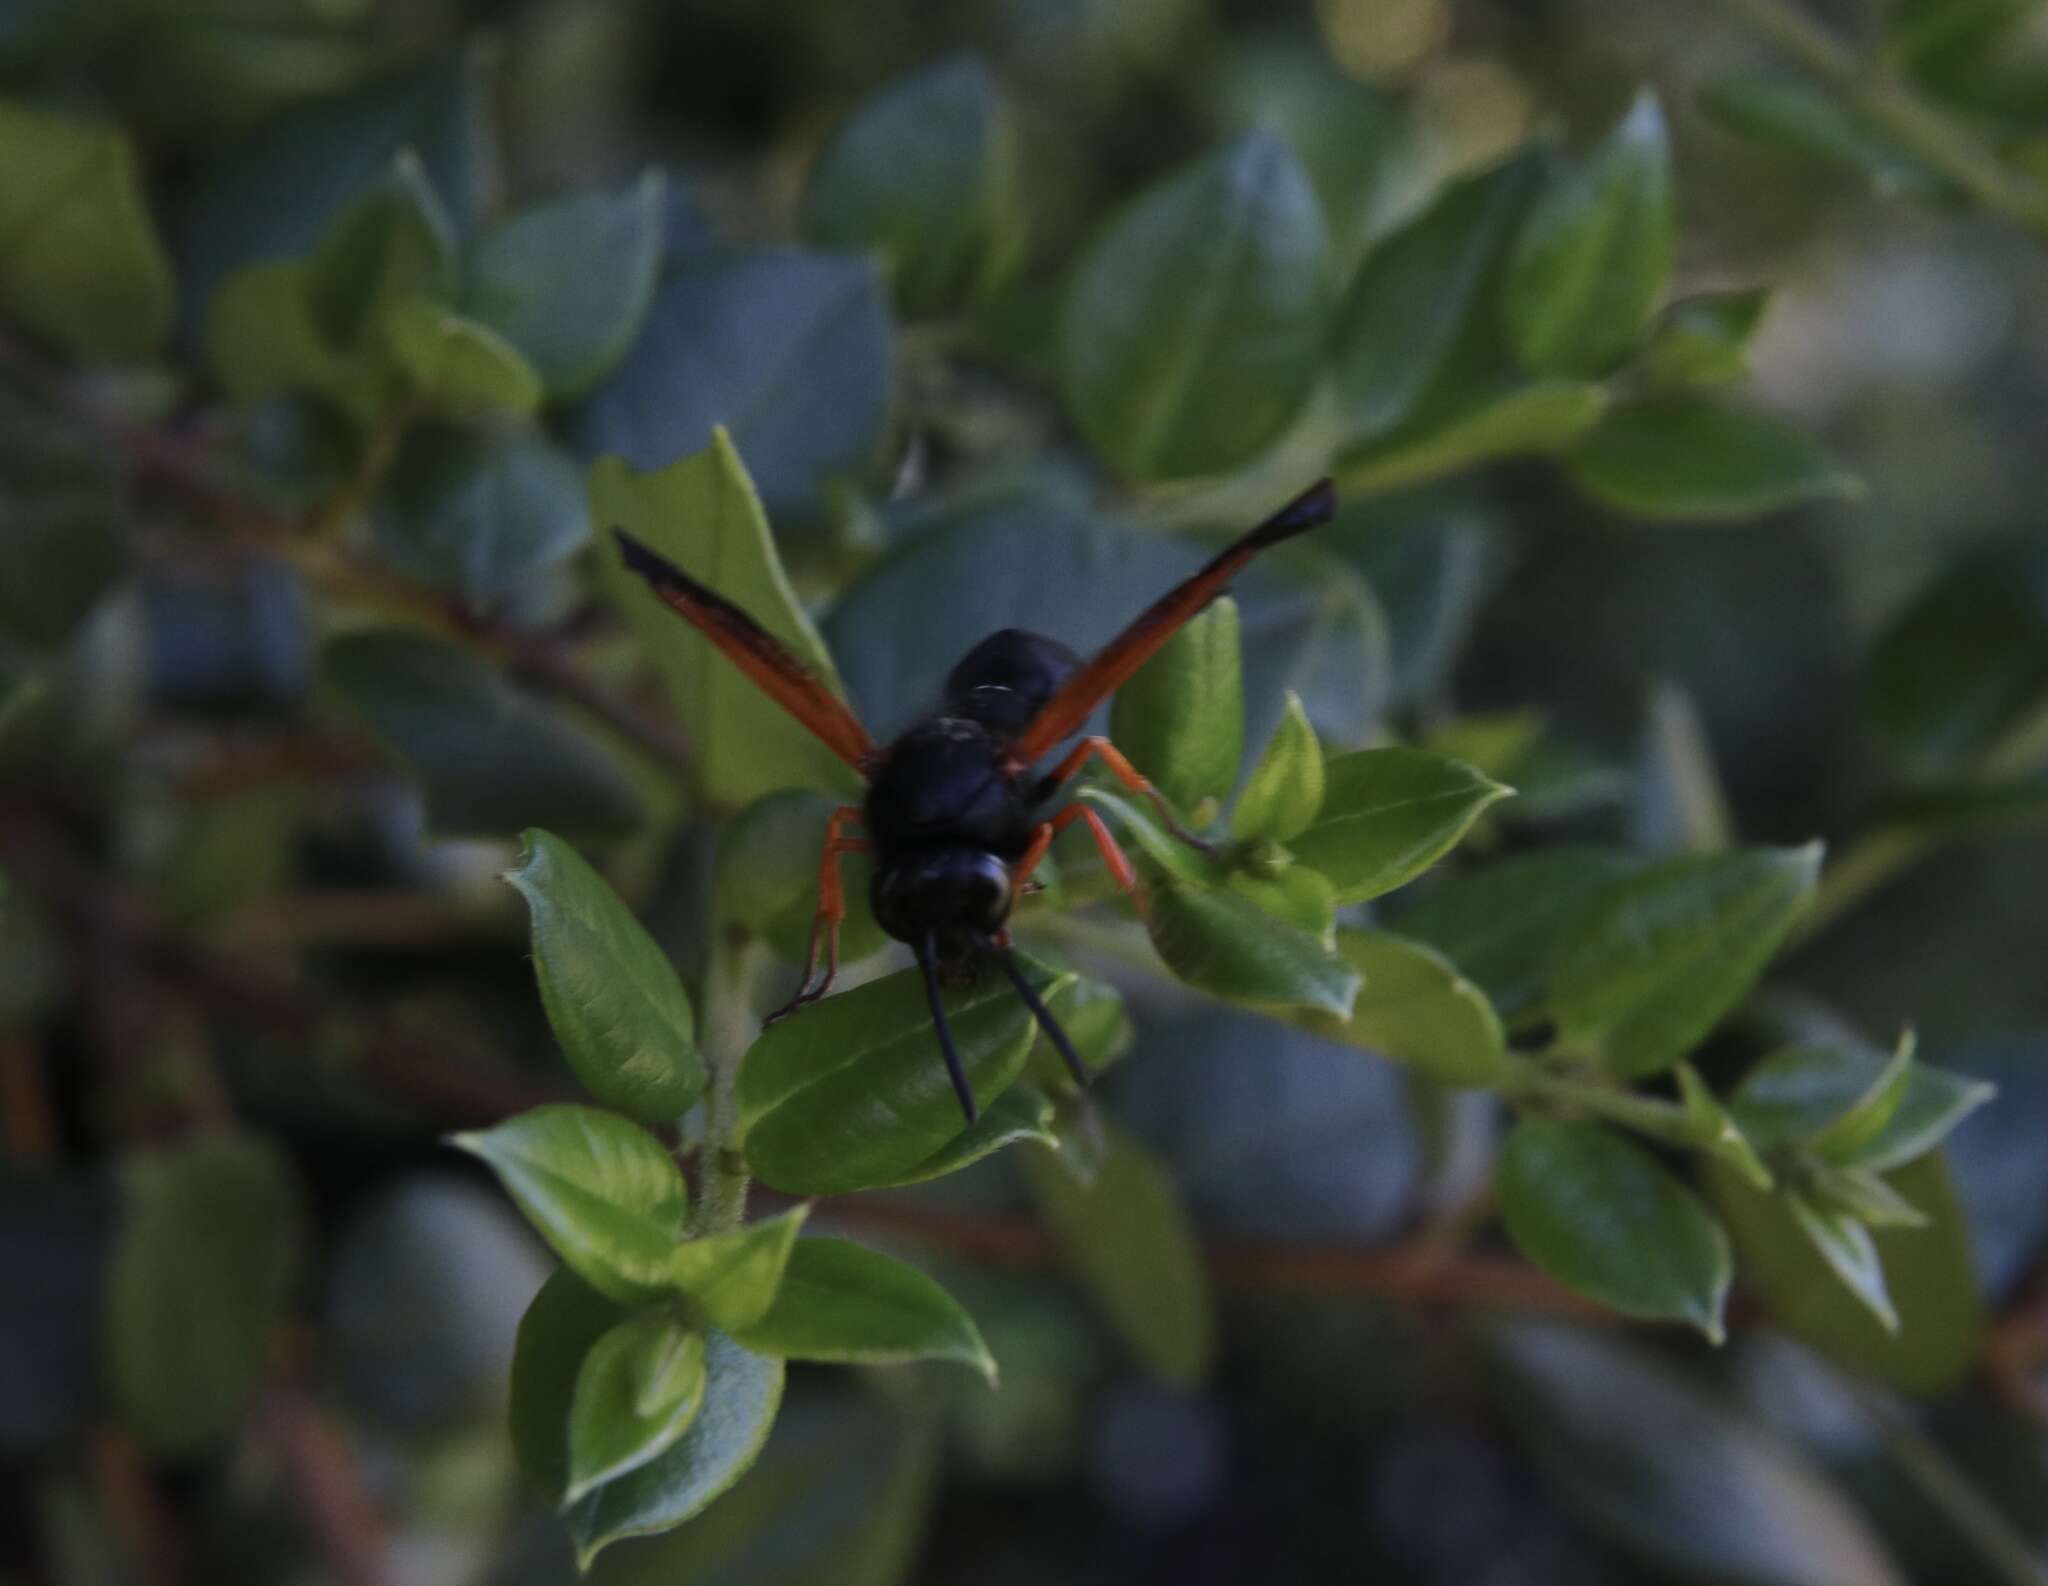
[
  {"x1": 612, "y1": 530, "x2": 877, "y2": 773},
  {"x1": 1003, "y1": 478, "x2": 1338, "y2": 767}
]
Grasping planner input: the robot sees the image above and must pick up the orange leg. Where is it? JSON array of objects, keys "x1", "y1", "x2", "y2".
[
  {"x1": 1014, "y1": 803, "x2": 1146, "y2": 916},
  {"x1": 764, "y1": 805, "x2": 869, "y2": 1025},
  {"x1": 1036, "y1": 736, "x2": 1217, "y2": 856}
]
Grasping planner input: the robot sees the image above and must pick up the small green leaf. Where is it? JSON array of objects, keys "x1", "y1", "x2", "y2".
[
  {"x1": 1699, "y1": 69, "x2": 1943, "y2": 197},
  {"x1": 1545, "y1": 844, "x2": 1820, "y2": 1079},
  {"x1": 504, "y1": 830, "x2": 702, "y2": 1124},
  {"x1": 103, "y1": 1136, "x2": 303, "y2": 1454},
  {"x1": 1632, "y1": 680, "x2": 1734, "y2": 854},
  {"x1": 510, "y1": 1269, "x2": 623, "y2": 1504},
  {"x1": 0, "y1": 99, "x2": 173, "y2": 359},
  {"x1": 1072, "y1": 785, "x2": 1228, "y2": 890},
  {"x1": 668, "y1": 1209, "x2": 808, "y2": 1332},
  {"x1": 1141, "y1": 865, "x2": 1362, "y2": 1016},
  {"x1": 1805, "y1": 1163, "x2": 1930, "y2": 1230},
  {"x1": 1642, "y1": 289, "x2": 1771, "y2": 390},
  {"x1": 1856, "y1": 1064, "x2": 1996, "y2": 1172},
  {"x1": 381, "y1": 295, "x2": 543, "y2": 416},
  {"x1": 1227, "y1": 862, "x2": 1339, "y2": 940},
  {"x1": 1336, "y1": 380, "x2": 1609, "y2": 497},
  {"x1": 1502, "y1": 90, "x2": 1674, "y2": 377},
  {"x1": 1500, "y1": 1118, "x2": 1731, "y2": 1340},
  {"x1": 1808, "y1": 1031, "x2": 1917, "y2": 1161},
  {"x1": 1729, "y1": 1030, "x2": 1916, "y2": 1157},
  {"x1": 449, "y1": 1105, "x2": 687, "y2": 1304},
  {"x1": 1233, "y1": 689, "x2": 1325, "y2": 842},
  {"x1": 801, "y1": 55, "x2": 1019, "y2": 317},
  {"x1": 1676, "y1": 1063, "x2": 1775, "y2": 1191},
  {"x1": 865, "y1": 1082, "x2": 1060, "y2": 1187},
  {"x1": 593, "y1": 431, "x2": 861, "y2": 810},
  {"x1": 1308, "y1": 928, "x2": 1509, "y2": 1087},
  {"x1": 737, "y1": 960, "x2": 1065, "y2": 1195},
  {"x1": 461, "y1": 169, "x2": 666, "y2": 399},
  {"x1": 372, "y1": 425, "x2": 588, "y2": 608},
  {"x1": 715, "y1": 790, "x2": 886, "y2": 967},
  {"x1": 1023, "y1": 1124, "x2": 1213, "y2": 1387},
  {"x1": 1288, "y1": 747, "x2": 1513, "y2": 904},
  {"x1": 324, "y1": 630, "x2": 644, "y2": 838},
  {"x1": 305, "y1": 151, "x2": 455, "y2": 349},
  {"x1": 567, "y1": 1316, "x2": 707, "y2": 1504},
  {"x1": 1786, "y1": 1190, "x2": 1898, "y2": 1333},
  {"x1": 207, "y1": 260, "x2": 370, "y2": 415},
  {"x1": 565, "y1": 1331, "x2": 784, "y2": 1569},
  {"x1": 1061, "y1": 131, "x2": 1329, "y2": 480},
  {"x1": 1395, "y1": 846, "x2": 1642, "y2": 1018},
  {"x1": 1108, "y1": 596, "x2": 1243, "y2": 813},
  {"x1": 1564, "y1": 400, "x2": 1863, "y2": 522},
  {"x1": 733, "y1": 1237, "x2": 997, "y2": 1383}
]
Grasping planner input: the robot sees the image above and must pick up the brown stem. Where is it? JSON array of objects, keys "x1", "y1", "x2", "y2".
[{"x1": 257, "y1": 1369, "x2": 394, "y2": 1586}]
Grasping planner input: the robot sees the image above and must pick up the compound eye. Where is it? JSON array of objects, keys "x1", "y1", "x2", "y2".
[{"x1": 966, "y1": 856, "x2": 1013, "y2": 930}]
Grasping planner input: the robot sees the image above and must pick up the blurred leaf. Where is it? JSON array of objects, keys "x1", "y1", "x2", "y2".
[
  {"x1": 668, "y1": 1210, "x2": 808, "y2": 1333},
  {"x1": 1337, "y1": 379, "x2": 1609, "y2": 497},
  {"x1": 569, "y1": 248, "x2": 891, "y2": 520},
  {"x1": 1565, "y1": 400, "x2": 1863, "y2": 521},
  {"x1": 733, "y1": 1237, "x2": 997, "y2": 1383},
  {"x1": 736, "y1": 959, "x2": 1064, "y2": 1195},
  {"x1": 1499, "y1": 1118, "x2": 1731, "y2": 1340},
  {"x1": 305, "y1": 151, "x2": 454, "y2": 347},
  {"x1": 592, "y1": 431, "x2": 862, "y2": 809},
  {"x1": 461, "y1": 170, "x2": 666, "y2": 399},
  {"x1": 1677, "y1": 1062, "x2": 1777, "y2": 1191},
  {"x1": 1023, "y1": 1123, "x2": 1213, "y2": 1387},
  {"x1": 1140, "y1": 863, "x2": 1362, "y2": 1015},
  {"x1": 1233, "y1": 689, "x2": 1324, "y2": 842},
  {"x1": 1545, "y1": 845, "x2": 1820, "y2": 1078},
  {"x1": 1806, "y1": 1162, "x2": 1931, "y2": 1229},
  {"x1": 1226, "y1": 861, "x2": 1339, "y2": 939},
  {"x1": 511, "y1": 1268, "x2": 623, "y2": 1504},
  {"x1": 0, "y1": 99, "x2": 173, "y2": 358},
  {"x1": 1331, "y1": 153, "x2": 1539, "y2": 443},
  {"x1": 1502, "y1": 90, "x2": 1674, "y2": 377},
  {"x1": 1858, "y1": 1065, "x2": 1998, "y2": 1172},
  {"x1": 568, "y1": 1316, "x2": 707, "y2": 1504},
  {"x1": 1699, "y1": 70, "x2": 1944, "y2": 198},
  {"x1": 1321, "y1": 498, "x2": 1494, "y2": 707},
  {"x1": 1399, "y1": 850, "x2": 1645, "y2": 1020},
  {"x1": 1288, "y1": 747, "x2": 1512, "y2": 904},
  {"x1": 1308, "y1": 927, "x2": 1508, "y2": 1086},
  {"x1": 863, "y1": 1082, "x2": 1060, "y2": 1188},
  {"x1": 0, "y1": 472, "x2": 125, "y2": 651},
  {"x1": 324, "y1": 629, "x2": 644, "y2": 837},
  {"x1": 1633, "y1": 679, "x2": 1735, "y2": 854},
  {"x1": 381, "y1": 295, "x2": 542, "y2": 417},
  {"x1": 714, "y1": 790, "x2": 885, "y2": 965},
  {"x1": 1643, "y1": 289, "x2": 1771, "y2": 391},
  {"x1": 449, "y1": 1105, "x2": 687, "y2": 1304},
  {"x1": 504, "y1": 830, "x2": 702, "y2": 1124},
  {"x1": 1060, "y1": 130, "x2": 1328, "y2": 479},
  {"x1": 1731, "y1": 1032, "x2": 1992, "y2": 1171},
  {"x1": 565, "y1": 1331, "x2": 785, "y2": 1570},
  {"x1": 1026, "y1": 975, "x2": 1133, "y2": 1087},
  {"x1": 1788, "y1": 1189, "x2": 1899, "y2": 1332},
  {"x1": 1493, "y1": 1322, "x2": 1906, "y2": 1586},
  {"x1": 801, "y1": 55, "x2": 1019, "y2": 316},
  {"x1": 372, "y1": 424, "x2": 586, "y2": 606},
  {"x1": 1712, "y1": 1155, "x2": 1983, "y2": 1392},
  {"x1": 103, "y1": 1135, "x2": 302, "y2": 1454},
  {"x1": 1108, "y1": 596, "x2": 1242, "y2": 812},
  {"x1": 205, "y1": 259, "x2": 377, "y2": 419}
]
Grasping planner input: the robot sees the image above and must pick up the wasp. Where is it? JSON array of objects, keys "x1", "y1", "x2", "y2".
[{"x1": 614, "y1": 477, "x2": 1336, "y2": 1123}]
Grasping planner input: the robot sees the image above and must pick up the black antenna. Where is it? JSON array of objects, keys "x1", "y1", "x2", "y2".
[
  {"x1": 918, "y1": 933, "x2": 977, "y2": 1124},
  {"x1": 983, "y1": 941, "x2": 1090, "y2": 1090}
]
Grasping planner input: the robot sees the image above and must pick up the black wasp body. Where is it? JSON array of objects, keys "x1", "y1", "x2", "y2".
[{"x1": 613, "y1": 478, "x2": 1336, "y2": 1122}]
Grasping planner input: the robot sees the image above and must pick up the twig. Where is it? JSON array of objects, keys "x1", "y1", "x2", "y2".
[{"x1": 257, "y1": 1374, "x2": 394, "y2": 1586}]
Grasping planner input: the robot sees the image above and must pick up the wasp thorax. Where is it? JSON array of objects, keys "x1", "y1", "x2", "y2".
[{"x1": 870, "y1": 846, "x2": 1014, "y2": 945}]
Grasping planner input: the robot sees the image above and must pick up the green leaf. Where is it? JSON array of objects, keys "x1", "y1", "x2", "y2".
[
  {"x1": 0, "y1": 432, "x2": 125, "y2": 651},
  {"x1": 1808, "y1": 1033, "x2": 1918, "y2": 1161},
  {"x1": 449, "y1": 1105, "x2": 687, "y2": 1304},
  {"x1": 1677, "y1": 1063, "x2": 1776, "y2": 1191},
  {"x1": 380, "y1": 295, "x2": 542, "y2": 416},
  {"x1": 1805, "y1": 1163, "x2": 1931, "y2": 1230},
  {"x1": 0, "y1": 99, "x2": 173, "y2": 359},
  {"x1": 801, "y1": 55, "x2": 1019, "y2": 317},
  {"x1": 1643, "y1": 289, "x2": 1771, "y2": 391},
  {"x1": 864, "y1": 1082, "x2": 1060, "y2": 1187},
  {"x1": 504, "y1": 830, "x2": 702, "y2": 1124},
  {"x1": 1226, "y1": 862, "x2": 1338, "y2": 940},
  {"x1": 461, "y1": 169, "x2": 666, "y2": 399},
  {"x1": 714, "y1": 790, "x2": 886, "y2": 966},
  {"x1": 1027, "y1": 975, "x2": 1134, "y2": 1088},
  {"x1": 1288, "y1": 747, "x2": 1513, "y2": 904},
  {"x1": 667, "y1": 1209, "x2": 808, "y2": 1332},
  {"x1": 592, "y1": 431, "x2": 861, "y2": 810},
  {"x1": 732, "y1": 1237, "x2": 997, "y2": 1383},
  {"x1": 1233, "y1": 689, "x2": 1324, "y2": 842},
  {"x1": 1493, "y1": 1323, "x2": 1906, "y2": 1586},
  {"x1": 1632, "y1": 679, "x2": 1734, "y2": 854},
  {"x1": 1336, "y1": 380, "x2": 1609, "y2": 498},
  {"x1": 1060, "y1": 130, "x2": 1328, "y2": 480},
  {"x1": 1502, "y1": 91, "x2": 1674, "y2": 377},
  {"x1": 103, "y1": 1135, "x2": 303, "y2": 1454},
  {"x1": 565, "y1": 1331, "x2": 785, "y2": 1569},
  {"x1": 324, "y1": 630, "x2": 644, "y2": 838},
  {"x1": 1073, "y1": 785, "x2": 1227, "y2": 890},
  {"x1": 305, "y1": 151, "x2": 455, "y2": 348},
  {"x1": 1729, "y1": 1030, "x2": 1914, "y2": 1156},
  {"x1": 1331, "y1": 154, "x2": 1539, "y2": 443},
  {"x1": 1545, "y1": 844, "x2": 1821, "y2": 1079},
  {"x1": 372, "y1": 424, "x2": 587, "y2": 607},
  {"x1": 1395, "y1": 846, "x2": 1643, "y2": 1018},
  {"x1": 568, "y1": 1316, "x2": 707, "y2": 1504},
  {"x1": 1141, "y1": 865, "x2": 1362, "y2": 1016},
  {"x1": 1309, "y1": 928, "x2": 1508, "y2": 1086},
  {"x1": 1857, "y1": 1064, "x2": 1997, "y2": 1172},
  {"x1": 1565, "y1": 400, "x2": 1863, "y2": 522},
  {"x1": 1711, "y1": 1154, "x2": 1982, "y2": 1391},
  {"x1": 1787, "y1": 1190, "x2": 1898, "y2": 1333},
  {"x1": 1700, "y1": 69, "x2": 1943, "y2": 198},
  {"x1": 737, "y1": 960, "x2": 1066, "y2": 1195},
  {"x1": 205, "y1": 260, "x2": 373, "y2": 417},
  {"x1": 1022, "y1": 1124, "x2": 1213, "y2": 1387},
  {"x1": 511, "y1": 1269, "x2": 624, "y2": 1505},
  {"x1": 1499, "y1": 1118, "x2": 1731, "y2": 1340},
  {"x1": 1108, "y1": 596, "x2": 1243, "y2": 812}
]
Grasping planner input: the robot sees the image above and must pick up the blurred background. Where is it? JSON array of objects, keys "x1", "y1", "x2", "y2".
[{"x1": 4, "y1": 0, "x2": 2048, "y2": 1583}]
